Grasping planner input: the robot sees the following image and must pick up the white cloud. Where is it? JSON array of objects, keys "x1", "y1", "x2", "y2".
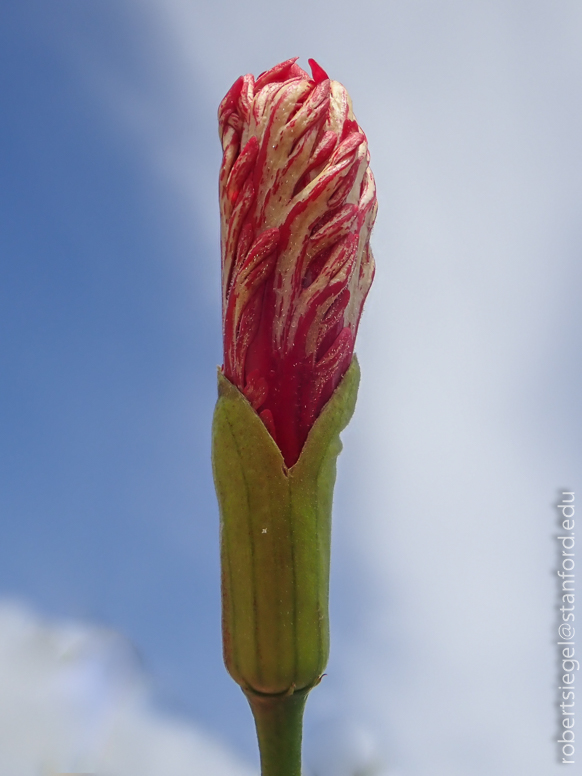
[{"x1": 0, "y1": 600, "x2": 253, "y2": 776}]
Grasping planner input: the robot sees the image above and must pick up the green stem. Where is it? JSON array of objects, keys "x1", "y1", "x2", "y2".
[{"x1": 245, "y1": 688, "x2": 309, "y2": 776}]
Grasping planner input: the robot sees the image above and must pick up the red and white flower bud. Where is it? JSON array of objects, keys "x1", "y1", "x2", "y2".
[{"x1": 219, "y1": 57, "x2": 376, "y2": 467}]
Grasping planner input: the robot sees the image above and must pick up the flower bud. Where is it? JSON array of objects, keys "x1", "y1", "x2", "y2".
[
  {"x1": 212, "y1": 58, "x2": 376, "y2": 763},
  {"x1": 218, "y1": 56, "x2": 376, "y2": 468}
]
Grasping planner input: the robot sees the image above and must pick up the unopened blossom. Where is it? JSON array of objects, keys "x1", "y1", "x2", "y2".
[
  {"x1": 213, "y1": 59, "x2": 377, "y2": 776},
  {"x1": 218, "y1": 57, "x2": 376, "y2": 467}
]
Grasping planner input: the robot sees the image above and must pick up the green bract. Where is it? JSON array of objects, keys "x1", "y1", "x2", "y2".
[{"x1": 212, "y1": 356, "x2": 360, "y2": 696}]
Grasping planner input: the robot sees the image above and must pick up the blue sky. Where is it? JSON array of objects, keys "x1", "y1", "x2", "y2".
[
  {"x1": 1, "y1": 0, "x2": 241, "y2": 750},
  {"x1": 1, "y1": 1, "x2": 581, "y2": 774}
]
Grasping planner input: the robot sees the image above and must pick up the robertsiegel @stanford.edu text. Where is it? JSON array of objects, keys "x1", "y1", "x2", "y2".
[{"x1": 557, "y1": 492, "x2": 577, "y2": 765}]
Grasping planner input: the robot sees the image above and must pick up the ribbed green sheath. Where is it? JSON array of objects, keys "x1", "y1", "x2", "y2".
[{"x1": 211, "y1": 357, "x2": 360, "y2": 696}]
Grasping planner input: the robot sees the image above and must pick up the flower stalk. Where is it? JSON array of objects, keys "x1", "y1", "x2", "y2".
[
  {"x1": 244, "y1": 688, "x2": 309, "y2": 776},
  {"x1": 212, "y1": 57, "x2": 376, "y2": 776}
]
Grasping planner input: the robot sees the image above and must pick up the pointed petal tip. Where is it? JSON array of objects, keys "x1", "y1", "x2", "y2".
[
  {"x1": 308, "y1": 58, "x2": 330, "y2": 84},
  {"x1": 255, "y1": 57, "x2": 309, "y2": 90}
]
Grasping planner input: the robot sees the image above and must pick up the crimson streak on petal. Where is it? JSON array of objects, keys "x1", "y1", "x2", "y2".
[{"x1": 219, "y1": 57, "x2": 376, "y2": 467}]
